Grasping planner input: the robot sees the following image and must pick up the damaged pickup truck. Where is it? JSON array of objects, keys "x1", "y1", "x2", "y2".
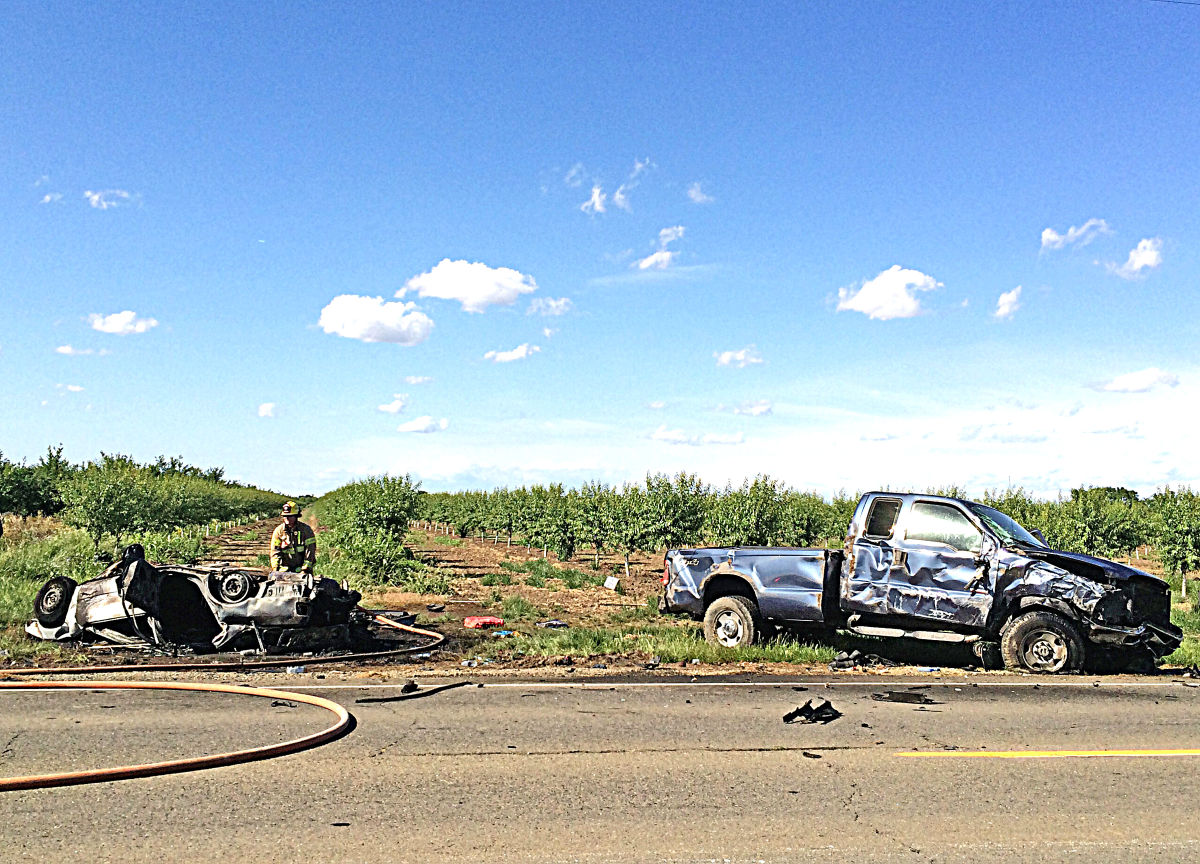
[
  {"x1": 662, "y1": 492, "x2": 1182, "y2": 673},
  {"x1": 27, "y1": 545, "x2": 362, "y2": 652}
]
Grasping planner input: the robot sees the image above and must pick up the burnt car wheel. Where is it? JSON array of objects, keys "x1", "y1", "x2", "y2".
[
  {"x1": 703, "y1": 595, "x2": 761, "y2": 648},
  {"x1": 34, "y1": 576, "x2": 77, "y2": 627},
  {"x1": 216, "y1": 572, "x2": 254, "y2": 604},
  {"x1": 1000, "y1": 610, "x2": 1084, "y2": 673}
]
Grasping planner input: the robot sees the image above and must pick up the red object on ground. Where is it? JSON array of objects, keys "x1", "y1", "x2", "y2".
[{"x1": 463, "y1": 616, "x2": 504, "y2": 629}]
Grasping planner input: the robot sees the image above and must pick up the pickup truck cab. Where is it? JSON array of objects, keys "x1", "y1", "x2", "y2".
[{"x1": 661, "y1": 492, "x2": 1181, "y2": 673}]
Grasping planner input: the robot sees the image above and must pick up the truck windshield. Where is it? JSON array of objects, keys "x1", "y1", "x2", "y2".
[{"x1": 966, "y1": 504, "x2": 1047, "y2": 548}]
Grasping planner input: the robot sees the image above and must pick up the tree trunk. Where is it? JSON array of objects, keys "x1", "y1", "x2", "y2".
[{"x1": 624, "y1": 553, "x2": 631, "y2": 580}]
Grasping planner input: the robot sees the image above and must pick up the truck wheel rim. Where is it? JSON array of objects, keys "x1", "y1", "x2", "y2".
[
  {"x1": 1022, "y1": 629, "x2": 1067, "y2": 671},
  {"x1": 715, "y1": 610, "x2": 744, "y2": 647}
]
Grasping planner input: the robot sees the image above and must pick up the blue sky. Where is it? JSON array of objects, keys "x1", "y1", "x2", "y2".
[{"x1": 3, "y1": 1, "x2": 1199, "y2": 498}]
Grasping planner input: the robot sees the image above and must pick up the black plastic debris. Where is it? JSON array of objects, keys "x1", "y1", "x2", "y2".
[
  {"x1": 400, "y1": 681, "x2": 419, "y2": 694},
  {"x1": 538, "y1": 619, "x2": 569, "y2": 629},
  {"x1": 801, "y1": 750, "x2": 823, "y2": 759},
  {"x1": 270, "y1": 699, "x2": 298, "y2": 709},
  {"x1": 1184, "y1": 665, "x2": 1200, "y2": 679},
  {"x1": 829, "y1": 649, "x2": 900, "y2": 670},
  {"x1": 870, "y1": 691, "x2": 939, "y2": 705},
  {"x1": 426, "y1": 603, "x2": 445, "y2": 613},
  {"x1": 783, "y1": 698, "x2": 842, "y2": 724}
]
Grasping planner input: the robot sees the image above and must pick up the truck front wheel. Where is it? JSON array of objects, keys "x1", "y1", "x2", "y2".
[
  {"x1": 703, "y1": 595, "x2": 762, "y2": 648},
  {"x1": 1000, "y1": 610, "x2": 1084, "y2": 673}
]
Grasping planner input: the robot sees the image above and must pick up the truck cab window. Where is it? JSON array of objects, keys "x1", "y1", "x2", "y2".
[
  {"x1": 864, "y1": 498, "x2": 902, "y2": 538},
  {"x1": 905, "y1": 503, "x2": 982, "y2": 553}
]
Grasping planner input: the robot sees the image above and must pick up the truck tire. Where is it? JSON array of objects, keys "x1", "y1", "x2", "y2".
[
  {"x1": 34, "y1": 576, "x2": 77, "y2": 627},
  {"x1": 703, "y1": 595, "x2": 762, "y2": 649},
  {"x1": 1000, "y1": 610, "x2": 1084, "y2": 673}
]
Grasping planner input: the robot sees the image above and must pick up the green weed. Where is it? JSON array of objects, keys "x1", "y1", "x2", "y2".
[
  {"x1": 481, "y1": 573, "x2": 513, "y2": 587},
  {"x1": 432, "y1": 535, "x2": 464, "y2": 547},
  {"x1": 500, "y1": 594, "x2": 541, "y2": 622},
  {"x1": 524, "y1": 573, "x2": 546, "y2": 588}
]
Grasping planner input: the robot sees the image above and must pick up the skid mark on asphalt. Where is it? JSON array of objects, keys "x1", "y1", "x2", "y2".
[{"x1": 897, "y1": 748, "x2": 1200, "y2": 759}]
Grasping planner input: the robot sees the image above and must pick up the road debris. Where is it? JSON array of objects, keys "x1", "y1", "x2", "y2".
[
  {"x1": 463, "y1": 616, "x2": 504, "y2": 629},
  {"x1": 829, "y1": 650, "x2": 899, "y2": 671},
  {"x1": 536, "y1": 619, "x2": 568, "y2": 629},
  {"x1": 426, "y1": 604, "x2": 445, "y2": 613},
  {"x1": 285, "y1": 665, "x2": 306, "y2": 674},
  {"x1": 783, "y1": 698, "x2": 842, "y2": 724},
  {"x1": 603, "y1": 576, "x2": 620, "y2": 591},
  {"x1": 870, "y1": 691, "x2": 939, "y2": 705}
]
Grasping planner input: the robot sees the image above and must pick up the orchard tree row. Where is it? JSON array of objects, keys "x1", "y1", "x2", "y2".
[
  {"x1": 400, "y1": 478, "x2": 1200, "y2": 578},
  {"x1": 0, "y1": 448, "x2": 287, "y2": 548}
]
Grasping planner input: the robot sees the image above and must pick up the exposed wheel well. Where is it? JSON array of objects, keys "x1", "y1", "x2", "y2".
[{"x1": 702, "y1": 574, "x2": 756, "y2": 610}]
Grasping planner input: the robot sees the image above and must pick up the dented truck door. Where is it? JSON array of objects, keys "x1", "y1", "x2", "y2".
[
  {"x1": 842, "y1": 496, "x2": 903, "y2": 616},
  {"x1": 887, "y1": 500, "x2": 994, "y2": 627}
]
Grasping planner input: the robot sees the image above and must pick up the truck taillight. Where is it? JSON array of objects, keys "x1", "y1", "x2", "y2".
[{"x1": 661, "y1": 559, "x2": 670, "y2": 586}]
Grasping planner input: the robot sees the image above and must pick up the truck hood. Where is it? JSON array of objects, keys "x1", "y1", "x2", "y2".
[{"x1": 1014, "y1": 546, "x2": 1164, "y2": 587}]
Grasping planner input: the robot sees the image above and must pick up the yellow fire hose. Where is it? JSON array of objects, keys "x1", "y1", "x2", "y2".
[{"x1": 0, "y1": 613, "x2": 446, "y2": 791}]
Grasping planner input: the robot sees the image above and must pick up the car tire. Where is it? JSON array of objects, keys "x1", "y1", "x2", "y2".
[
  {"x1": 703, "y1": 595, "x2": 762, "y2": 649},
  {"x1": 34, "y1": 576, "x2": 77, "y2": 627},
  {"x1": 1000, "y1": 609, "x2": 1084, "y2": 673}
]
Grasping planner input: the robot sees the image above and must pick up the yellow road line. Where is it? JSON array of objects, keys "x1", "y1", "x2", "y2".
[{"x1": 897, "y1": 748, "x2": 1200, "y2": 759}]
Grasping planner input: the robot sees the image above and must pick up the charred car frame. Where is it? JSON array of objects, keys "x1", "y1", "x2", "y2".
[{"x1": 27, "y1": 545, "x2": 362, "y2": 652}]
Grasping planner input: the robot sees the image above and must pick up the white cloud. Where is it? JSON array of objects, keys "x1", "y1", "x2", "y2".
[
  {"x1": 528, "y1": 297, "x2": 573, "y2": 316},
  {"x1": 580, "y1": 185, "x2": 606, "y2": 214},
  {"x1": 40, "y1": 193, "x2": 63, "y2": 204},
  {"x1": 1040, "y1": 218, "x2": 1110, "y2": 251},
  {"x1": 1098, "y1": 367, "x2": 1179, "y2": 393},
  {"x1": 317, "y1": 295, "x2": 433, "y2": 345},
  {"x1": 836, "y1": 265, "x2": 941, "y2": 320},
  {"x1": 650, "y1": 424, "x2": 744, "y2": 446},
  {"x1": 542, "y1": 327, "x2": 556, "y2": 339},
  {"x1": 258, "y1": 402, "x2": 275, "y2": 418},
  {"x1": 88, "y1": 310, "x2": 159, "y2": 334},
  {"x1": 687, "y1": 182, "x2": 714, "y2": 204},
  {"x1": 398, "y1": 415, "x2": 448, "y2": 433},
  {"x1": 56, "y1": 345, "x2": 93, "y2": 355},
  {"x1": 648, "y1": 400, "x2": 666, "y2": 410},
  {"x1": 377, "y1": 394, "x2": 408, "y2": 414},
  {"x1": 484, "y1": 343, "x2": 540, "y2": 363},
  {"x1": 634, "y1": 225, "x2": 685, "y2": 270},
  {"x1": 612, "y1": 185, "x2": 631, "y2": 211},
  {"x1": 714, "y1": 346, "x2": 764, "y2": 368},
  {"x1": 400, "y1": 259, "x2": 537, "y2": 313},
  {"x1": 563, "y1": 163, "x2": 585, "y2": 188},
  {"x1": 635, "y1": 250, "x2": 676, "y2": 270},
  {"x1": 84, "y1": 189, "x2": 131, "y2": 210},
  {"x1": 630, "y1": 157, "x2": 652, "y2": 179},
  {"x1": 1105, "y1": 238, "x2": 1163, "y2": 280},
  {"x1": 734, "y1": 400, "x2": 773, "y2": 416},
  {"x1": 994, "y1": 286, "x2": 1022, "y2": 320},
  {"x1": 65, "y1": 384, "x2": 84, "y2": 393},
  {"x1": 405, "y1": 375, "x2": 433, "y2": 385},
  {"x1": 658, "y1": 226, "x2": 685, "y2": 246}
]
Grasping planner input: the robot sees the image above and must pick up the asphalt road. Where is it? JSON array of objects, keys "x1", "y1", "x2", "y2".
[{"x1": 2, "y1": 675, "x2": 1199, "y2": 863}]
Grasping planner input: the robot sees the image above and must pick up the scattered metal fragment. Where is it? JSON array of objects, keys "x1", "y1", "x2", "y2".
[
  {"x1": 870, "y1": 691, "x2": 939, "y2": 705},
  {"x1": 270, "y1": 699, "x2": 297, "y2": 708},
  {"x1": 783, "y1": 698, "x2": 842, "y2": 724},
  {"x1": 537, "y1": 619, "x2": 568, "y2": 629},
  {"x1": 643, "y1": 655, "x2": 661, "y2": 670},
  {"x1": 829, "y1": 650, "x2": 899, "y2": 671},
  {"x1": 285, "y1": 665, "x2": 306, "y2": 674}
]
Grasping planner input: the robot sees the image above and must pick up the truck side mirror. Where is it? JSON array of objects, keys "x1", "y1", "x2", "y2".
[{"x1": 1030, "y1": 529, "x2": 1047, "y2": 546}]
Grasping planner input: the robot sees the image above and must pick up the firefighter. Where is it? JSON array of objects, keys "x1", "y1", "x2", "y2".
[{"x1": 271, "y1": 500, "x2": 316, "y2": 574}]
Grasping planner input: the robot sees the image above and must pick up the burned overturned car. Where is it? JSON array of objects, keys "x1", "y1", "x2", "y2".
[
  {"x1": 663, "y1": 492, "x2": 1183, "y2": 673},
  {"x1": 27, "y1": 545, "x2": 362, "y2": 652}
]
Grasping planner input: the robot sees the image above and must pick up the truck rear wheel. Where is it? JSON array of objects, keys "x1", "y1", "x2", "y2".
[
  {"x1": 1000, "y1": 610, "x2": 1084, "y2": 673},
  {"x1": 703, "y1": 595, "x2": 762, "y2": 648}
]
